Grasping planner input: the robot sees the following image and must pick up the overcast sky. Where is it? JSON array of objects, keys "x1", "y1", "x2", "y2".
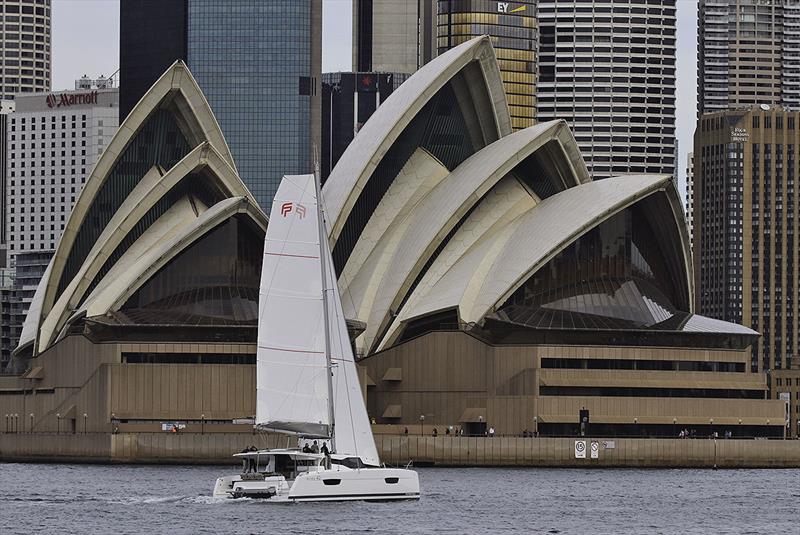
[{"x1": 52, "y1": 0, "x2": 696, "y2": 193}]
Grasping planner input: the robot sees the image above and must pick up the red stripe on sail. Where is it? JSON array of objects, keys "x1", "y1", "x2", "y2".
[{"x1": 264, "y1": 252, "x2": 320, "y2": 259}]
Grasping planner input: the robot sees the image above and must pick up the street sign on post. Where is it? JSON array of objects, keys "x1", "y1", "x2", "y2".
[{"x1": 590, "y1": 441, "x2": 599, "y2": 459}]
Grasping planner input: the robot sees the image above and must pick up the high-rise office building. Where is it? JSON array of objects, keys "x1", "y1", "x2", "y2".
[
  {"x1": 698, "y1": 0, "x2": 800, "y2": 115},
  {"x1": 437, "y1": 0, "x2": 538, "y2": 130},
  {"x1": 685, "y1": 151, "x2": 694, "y2": 252},
  {"x1": 694, "y1": 106, "x2": 798, "y2": 374},
  {"x1": 0, "y1": 0, "x2": 51, "y2": 100},
  {"x1": 353, "y1": 0, "x2": 437, "y2": 74},
  {"x1": 0, "y1": 0, "x2": 52, "y2": 253},
  {"x1": 119, "y1": 0, "x2": 321, "y2": 210},
  {"x1": 536, "y1": 0, "x2": 677, "y2": 178},
  {"x1": 321, "y1": 71, "x2": 408, "y2": 180}
]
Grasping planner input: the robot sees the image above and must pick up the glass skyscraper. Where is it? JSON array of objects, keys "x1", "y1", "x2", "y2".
[
  {"x1": 437, "y1": 0, "x2": 538, "y2": 130},
  {"x1": 120, "y1": 0, "x2": 321, "y2": 210}
]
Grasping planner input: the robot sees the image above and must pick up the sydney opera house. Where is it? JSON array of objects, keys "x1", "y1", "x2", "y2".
[{"x1": 0, "y1": 37, "x2": 785, "y2": 439}]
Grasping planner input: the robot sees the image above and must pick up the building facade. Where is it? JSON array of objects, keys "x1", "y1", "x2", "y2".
[
  {"x1": 686, "y1": 151, "x2": 694, "y2": 251},
  {"x1": 119, "y1": 0, "x2": 186, "y2": 120},
  {"x1": 6, "y1": 87, "x2": 119, "y2": 255},
  {"x1": 698, "y1": 0, "x2": 800, "y2": 115},
  {"x1": 536, "y1": 0, "x2": 677, "y2": 178},
  {"x1": 0, "y1": 0, "x2": 52, "y2": 254},
  {"x1": 321, "y1": 71, "x2": 408, "y2": 180},
  {"x1": 693, "y1": 106, "x2": 800, "y2": 435},
  {"x1": 437, "y1": 0, "x2": 538, "y2": 130},
  {"x1": 119, "y1": 0, "x2": 321, "y2": 210},
  {"x1": 774, "y1": 362, "x2": 800, "y2": 437},
  {"x1": 0, "y1": 0, "x2": 51, "y2": 101},
  {"x1": 353, "y1": 0, "x2": 437, "y2": 74}
]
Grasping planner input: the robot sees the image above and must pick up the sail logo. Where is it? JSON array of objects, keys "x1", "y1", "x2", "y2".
[{"x1": 280, "y1": 202, "x2": 307, "y2": 219}]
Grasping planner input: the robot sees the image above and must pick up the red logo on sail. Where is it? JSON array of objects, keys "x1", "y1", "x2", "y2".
[{"x1": 280, "y1": 202, "x2": 307, "y2": 219}]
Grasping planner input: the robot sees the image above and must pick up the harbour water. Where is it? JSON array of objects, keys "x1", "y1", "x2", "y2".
[{"x1": 0, "y1": 463, "x2": 796, "y2": 534}]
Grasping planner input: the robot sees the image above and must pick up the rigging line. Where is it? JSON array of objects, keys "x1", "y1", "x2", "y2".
[
  {"x1": 318, "y1": 186, "x2": 359, "y2": 457},
  {"x1": 319, "y1": 185, "x2": 361, "y2": 338},
  {"x1": 324, "y1": 244, "x2": 361, "y2": 462}
]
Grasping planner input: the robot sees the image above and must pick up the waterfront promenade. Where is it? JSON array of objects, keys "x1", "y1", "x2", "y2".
[{"x1": 1, "y1": 432, "x2": 799, "y2": 468}]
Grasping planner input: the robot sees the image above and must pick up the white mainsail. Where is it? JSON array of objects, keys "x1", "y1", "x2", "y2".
[{"x1": 257, "y1": 174, "x2": 379, "y2": 466}]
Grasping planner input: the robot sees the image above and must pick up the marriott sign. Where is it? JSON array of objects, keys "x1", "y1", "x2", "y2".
[{"x1": 45, "y1": 90, "x2": 98, "y2": 108}]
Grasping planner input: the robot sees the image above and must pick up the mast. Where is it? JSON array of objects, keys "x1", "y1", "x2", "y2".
[{"x1": 314, "y1": 160, "x2": 336, "y2": 453}]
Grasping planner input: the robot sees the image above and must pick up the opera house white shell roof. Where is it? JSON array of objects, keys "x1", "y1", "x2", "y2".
[
  {"x1": 320, "y1": 36, "x2": 752, "y2": 354},
  {"x1": 16, "y1": 61, "x2": 266, "y2": 359},
  {"x1": 17, "y1": 37, "x2": 754, "y2": 363}
]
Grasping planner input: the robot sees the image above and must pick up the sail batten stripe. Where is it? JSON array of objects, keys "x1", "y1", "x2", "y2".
[
  {"x1": 261, "y1": 345, "x2": 325, "y2": 354},
  {"x1": 264, "y1": 252, "x2": 320, "y2": 259}
]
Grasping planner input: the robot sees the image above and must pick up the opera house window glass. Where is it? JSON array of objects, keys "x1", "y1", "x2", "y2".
[
  {"x1": 497, "y1": 205, "x2": 688, "y2": 331},
  {"x1": 121, "y1": 215, "x2": 262, "y2": 326}
]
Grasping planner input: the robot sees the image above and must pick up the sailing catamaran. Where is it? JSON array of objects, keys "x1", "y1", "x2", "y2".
[{"x1": 212, "y1": 172, "x2": 420, "y2": 502}]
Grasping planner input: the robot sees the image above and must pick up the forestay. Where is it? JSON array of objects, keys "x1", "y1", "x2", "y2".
[{"x1": 257, "y1": 174, "x2": 379, "y2": 466}]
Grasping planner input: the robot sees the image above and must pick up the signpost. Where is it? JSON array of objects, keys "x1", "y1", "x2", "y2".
[
  {"x1": 574, "y1": 440, "x2": 587, "y2": 459},
  {"x1": 590, "y1": 441, "x2": 600, "y2": 459}
]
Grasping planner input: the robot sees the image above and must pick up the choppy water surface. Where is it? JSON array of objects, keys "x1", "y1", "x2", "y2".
[{"x1": 0, "y1": 463, "x2": 797, "y2": 534}]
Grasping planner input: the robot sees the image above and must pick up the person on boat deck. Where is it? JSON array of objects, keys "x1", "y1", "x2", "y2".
[
  {"x1": 247, "y1": 445, "x2": 258, "y2": 472},
  {"x1": 320, "y1": 442, "x2": 329, "y2": 455},
  {"x1": 240, "y1": 447, "x2": 250, "y2": 472},
  {"x1": 302, "y1": 443, "x2": 312, "y2": 453},
  {"x1": 311, "y1": 440, "x2": 320, "y2": 453}
]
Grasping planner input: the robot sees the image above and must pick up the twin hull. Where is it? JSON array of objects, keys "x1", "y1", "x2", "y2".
[{"x1": 214, "y1": 466, "x2": 420, "y2": 502}]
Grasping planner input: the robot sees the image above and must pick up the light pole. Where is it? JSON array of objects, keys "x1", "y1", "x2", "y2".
[
  {"x1": 738, "y1": 418, "x2": 742, "y2": 439},
  {"x1": 533, "y1": 416, "x2": 538, "y2": 437},
  {"x1": 29, "y1": 413, "x2": 34, "y2": 433},
  {"x1": 83, "y1": 413, "x2": 88, "y2": 434},
  {"x1": 634, "y1": 417, "x2": 638, "y2": 437},
  {"x1": 710, "y1": 418, "x2": 714, "y2": 438},
  {"x1": 56, "y1": 413, "x2": 61, "y2": 434},
  {"x1": 419, "y1": 414, "x2": 425, "y2": 436},
  {"x1": 673, "y1": 418, "x2": 677, "y2": 438},
  {"x1": 201, "y1": 414, "x2": 205, "y2": 435}
]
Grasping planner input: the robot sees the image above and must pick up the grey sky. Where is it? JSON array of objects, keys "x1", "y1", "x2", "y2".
[{"x1": 53, "y1": 0, "x2": 696, "y2": 192}]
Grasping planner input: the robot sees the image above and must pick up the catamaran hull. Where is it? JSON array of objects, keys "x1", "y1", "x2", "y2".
[
  {"x1": 214, "y1": 474, "x2": 290, "y2": 499},
  {"x1": 213, "y1": 467, "x2": 420, "y2": 502},
  {"x1": 289, "y1": 467, "x2": 420, "y2": 502}
]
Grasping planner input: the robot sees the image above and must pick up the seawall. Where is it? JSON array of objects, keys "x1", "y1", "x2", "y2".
[{"x1": 2, "y1": 433, "x2": 800, "y2": 468}]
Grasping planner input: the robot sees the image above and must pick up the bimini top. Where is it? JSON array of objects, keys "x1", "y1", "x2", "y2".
[{"x1": 15, "y1": 61, "x2": 266, "y2": 360}]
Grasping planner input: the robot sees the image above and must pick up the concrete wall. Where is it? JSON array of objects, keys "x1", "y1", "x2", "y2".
[
  {"x1": 374, "y1": 436, "x2": 800, "y2": 468},
  {"x1": 1, "y1": 433, "x2": 798, "y2": 468}
]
